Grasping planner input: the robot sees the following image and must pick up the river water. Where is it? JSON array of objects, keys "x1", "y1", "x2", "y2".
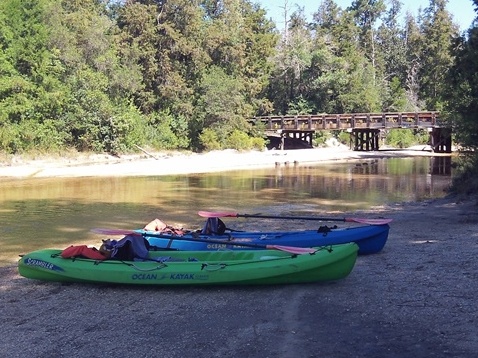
[{"x1": 0, "y1": 155, "x2": 453, "y2": 266}]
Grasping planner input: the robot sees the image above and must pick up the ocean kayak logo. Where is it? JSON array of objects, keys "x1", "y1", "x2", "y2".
[
  {"x1": 24, "y1": 258, "x2": 64, "y2": 272},
  {"x1": 130, "y1": 273, "x2": 209, "y2": 281},
  {"x1": 156, "y1": 273, "x2": 209, "y2": 281}
]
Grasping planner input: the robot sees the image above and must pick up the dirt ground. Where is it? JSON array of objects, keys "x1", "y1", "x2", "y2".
[{"x1": 1, "y1": 194, "x2": 477, "y2": 358}]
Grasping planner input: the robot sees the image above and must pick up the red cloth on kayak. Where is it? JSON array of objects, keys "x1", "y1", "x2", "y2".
[{"x1": 61, "y1": 245, "x2": 108, "y2": 260}]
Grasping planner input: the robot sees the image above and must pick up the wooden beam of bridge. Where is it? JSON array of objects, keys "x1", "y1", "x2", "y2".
[{"x1": 250, "y1": 111, "x2": 441, "y2": 131}]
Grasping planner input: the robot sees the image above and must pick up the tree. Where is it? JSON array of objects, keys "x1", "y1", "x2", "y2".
[
  {"x1": 403, "y1": 12, "x2": 424, "y2": 110},
  {"x1": 118, "y1": 0, "x2": 207, "y2": 116},
  {"x1": 313, "y1": 0, "x2": 341, "y2": 30},
  {"x1": 444, "y1": 4, "x2": 478, "y2": 151},
  {"x1": 195, "y1": 0, "x2": 276, "y2": 148},
  {"x1": 0, "y1": 0, "x2": 73, "y2": 153},
  {"x1": 195, "y1": 66, "x2": 247, "y2": 148},
  {"x1": 268, "y1": 6, "x2": 313, "y2": 114},
  {"x1": 307, "y1": 1, "x2": 382, "y2": 113},
  {"x1": 419, "y1": 0, "x2": 459, "y2": 110},
  {"x1": 441, "y1": 0, "x2": 478, "y2": 193},
  {"x1": 48, "y1": 0, "x2": 145, "y2": 153},
  {"x1": 118, "y1": 0, "x2": 277, "y2": 150},
  {"x1": 375, "y1": 0, "x2": 409, "y2": 111},
  {"x1": 202, "y1": 0, "x2": 277, "y2": 115},
  {"x1": 236, "y1": 1, "x2": 278, "y2": 116},
  {"x1": 348, "y1": 0, "x2": 386, "y2": 78}
]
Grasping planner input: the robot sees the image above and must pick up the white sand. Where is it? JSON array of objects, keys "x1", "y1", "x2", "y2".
[{"x1": 0, "y1": 146, "x2": 443, "y2": 179}]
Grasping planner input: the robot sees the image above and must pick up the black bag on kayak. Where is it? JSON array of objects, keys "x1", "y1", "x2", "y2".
[{"x1": 201, "y1": 218, "x2": 226, "y2": 235}]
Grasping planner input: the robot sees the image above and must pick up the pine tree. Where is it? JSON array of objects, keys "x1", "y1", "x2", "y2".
[
  {"x1": 375, "y1": 0, "x2": 408, "y2": 111},
  {"x1": 419, "y1": 0, "x2": 459, "y2": 110}
]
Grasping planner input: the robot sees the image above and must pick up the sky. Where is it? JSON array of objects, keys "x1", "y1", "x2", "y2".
[{"x1": 257, "y1": 0, "x2": 476, "y2": 32}]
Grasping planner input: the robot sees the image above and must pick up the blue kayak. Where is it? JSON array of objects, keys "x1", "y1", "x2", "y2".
[{"x1": 140, "y1": 223, "x2": 389, "y2": 255}]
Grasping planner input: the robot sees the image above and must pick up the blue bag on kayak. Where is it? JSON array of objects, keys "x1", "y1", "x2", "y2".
[{"x1": 101, "y1": 235, "x2": 151, "y2": 261}]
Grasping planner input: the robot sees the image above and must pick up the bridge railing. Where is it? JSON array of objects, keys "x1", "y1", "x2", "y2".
[{"x1": 251, "y1": 111, "x2": 440, "y2": 131}]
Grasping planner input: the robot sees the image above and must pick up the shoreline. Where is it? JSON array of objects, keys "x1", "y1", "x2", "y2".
[{"x1": 0, "y1": 146, "x2": 449, "y2": 179}]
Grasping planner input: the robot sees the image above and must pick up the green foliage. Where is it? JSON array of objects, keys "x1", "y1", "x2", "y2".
[
  {"x1": 0, "y1": 0, "x2": 471, "y2": 161},
  {"x1": 414, "y1": 129, "x2": 430, "y2": 145},
  {"x1": 287, "y1": 96, "x2": 314, "y2": 115},
  {"x1": 337, "y1": 131, "x2": 351, "y2": 146},
  {"x1": 349, "y1": 0, "x2": 386, "y2": 60},
  {"x1": 383, "y1": 76, "x2": 408, "y2": 111},
  {"x1": 418, "y1": 0, "x2": 458, "y2": 109},
  {"x1": 199, "y1": 127, "x2": 266, "y2": 151},
  {"x1": 338, "y1": 59, "x2": 383, "y2": 112},
  {"x1": 225, "y1": 130, "x2": 255, "y2": 151},
  {"x1": 196, "y1": 66, "x2": 245, "y2": 127},
  {"x1": 249, "y1": 136, "x2": 267, "y2": 150},
  {"x1": 312, "y1": 131, "x2": 329, "y2": 147},
  {"x1": 444, "y1": 24, "x2": 478, "y2": 151},
  {"x1": 0, "y1": 118, "x2": 66, "y2": 153},
  {"x1": 449, "y1": 154, "x2": 478, "y2": 195},
  {"x1": 375, "y1": 0, "x2": 407, "y2": 93},
  {"x1": 0, "y1": 0, "x2": 70, "y2": 153},
  {"x1": 199, "y1": 128, "x2": 221, "y2": 151},
  {"x1": 442, "y1": 8, "x2": 478, "y2": 194},
  {"x1": 144, "y1": 111, "x2": 190, "y2": 150},
  {"x1": 385, "y1": 129, "x2": 419, "y2": 148},
  {"x1": 269, "y1": 8, "x2": 314, "y2": 114}
]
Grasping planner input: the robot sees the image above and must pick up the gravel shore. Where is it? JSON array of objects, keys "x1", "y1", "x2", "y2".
[{"x1": 1, "y1": 196, "x2": 477, "y2": 358}]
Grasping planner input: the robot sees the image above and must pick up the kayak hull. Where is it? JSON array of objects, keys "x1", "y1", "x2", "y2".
[
  {"x1": 142, "y1": 224, "x2": 389, "y2": 255},
  {"x1": 18, "y1": 244, "x2": 358, "y2": 286}
]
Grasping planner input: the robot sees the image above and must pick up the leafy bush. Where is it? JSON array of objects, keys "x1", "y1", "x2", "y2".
[
  {"x1": 250, "y1": 136, "x2": 267, "y2": 150},
  {"x1": 226, "y1": 130, "x2": 254, "y2": 151},
  {"x1": 384, "y1": 129, "x2": 431, "y2": 148},
  {"x1": 144, "y1": 111, "x2": 190, "y2": 150},
  {"x1": 313, "y1": 131, "x2": 330, "y2": 147},
  {"x1": 385, "y1": 129, "x2": 418, "y2": 148},
  {"x1": 0, "y1": 119, "x2": 66, "y2": 154},
  {"x1": 337, "y1": 131, "x2": 350, "y2": 146},
  {"x1": 0, "y1": 124, "x2": 22, "y2": 154},
  {"x1": 199, "y1": 128, "x2": 221, "y2": 151},
  {"x1": 414, "y1": 129, "x2": 430, "y2": 145},
  {"x1": 199, "y1": 127, "x2": 266, "y2": 151},
  {"x1": 449, "y1": 153, "x2": 478, "y2": 195}
]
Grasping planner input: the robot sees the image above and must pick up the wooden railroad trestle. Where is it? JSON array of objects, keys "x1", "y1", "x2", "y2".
[{"x1": 250, "y1": 111, "x2": 452, "y2": 153}]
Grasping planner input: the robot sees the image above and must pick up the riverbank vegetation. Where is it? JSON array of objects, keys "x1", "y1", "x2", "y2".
[{"x1": 1, "y1": 0, "x2": 477, "y2": 192}]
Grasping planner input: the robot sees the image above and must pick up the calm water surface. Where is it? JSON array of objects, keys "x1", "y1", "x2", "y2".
[{"x1": 0, "y1": 156, "x2": 452, "y2": 266}]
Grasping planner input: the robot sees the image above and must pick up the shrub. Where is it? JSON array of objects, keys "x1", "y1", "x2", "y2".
[
  {"x1": 144, "y1": 111, "x2": 190, "y2": 150},
  {"x1": 199, "y1": 128, "x2": 221, "y2": 150},
  {"x1": 385, "y1": 129, "x2": 417, "y2": 148},
  {"x1": 225, "y1": 130, "x2": 252, "y2": 150}
]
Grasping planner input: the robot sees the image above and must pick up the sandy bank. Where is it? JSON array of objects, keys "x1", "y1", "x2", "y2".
[{"x1": 0, "y1": 146, "x2": 445, "y2": 179}]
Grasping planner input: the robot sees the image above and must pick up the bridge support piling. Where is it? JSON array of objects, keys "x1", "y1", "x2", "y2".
[
  {"x1": 351, "y1": 129, "x2": 381, "y2": 151},
  {"x1": 430, "y1": 128, "x2": 452, "y2": 153},
  {"x1": 280, "y1": 130, "x2": 314, "y2": 149}
]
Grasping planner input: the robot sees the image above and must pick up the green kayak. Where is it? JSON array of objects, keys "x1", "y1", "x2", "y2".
[{"x1": 18, "y1": 243, "x2": 358, "y2": 286}]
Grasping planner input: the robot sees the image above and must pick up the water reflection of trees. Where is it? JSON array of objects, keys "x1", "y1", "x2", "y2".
[{"x1": 243, "y1": 157, "x2": 452, "y2": 204}]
